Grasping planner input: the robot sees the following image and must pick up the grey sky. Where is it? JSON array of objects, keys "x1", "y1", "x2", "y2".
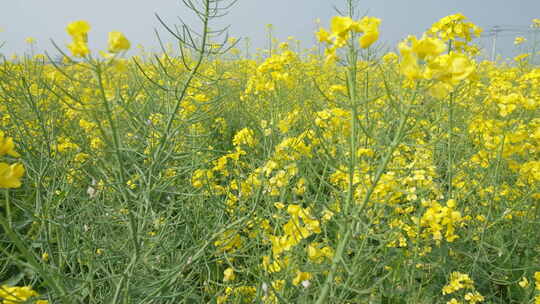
[{"x1": 1, "y1": 0, "x2": 539, "y2": 59}]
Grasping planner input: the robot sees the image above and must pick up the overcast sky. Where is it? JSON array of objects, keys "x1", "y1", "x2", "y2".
[{"x1": 1, "y1": 0, "x2": 539, "y2": 59}]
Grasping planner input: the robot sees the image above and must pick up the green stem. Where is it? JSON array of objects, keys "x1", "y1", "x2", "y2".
[
  {"x1": 447, "y1": 90, "x2": 454, "y2": 199},
  {"x1": 4, "y1": 189, "x2": 11, "y2": 227},
  {"x1": 446, "y1": 39, "x2": 454, "y2": 199}
]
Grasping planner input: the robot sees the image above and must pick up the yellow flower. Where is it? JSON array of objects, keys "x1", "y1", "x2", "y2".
[
  {"x1": 514, "y1": 53, "x2": 530, "y2": 62},
  {"x1": 330, "y1": 16, "x2": 355, "y2": 37},
  {"x1": 25, "y1": 37, "x2": 36, "y2": 44},
  {"x1": 382, "y1": 52, "x2": 398, "y2": 63},
  {"x1": 0, "y1": 163, "x2": 25, "y2": 189},
  {"x1": 411, "y1": 35, "x2": 446, "y2": 60},
  {"x1": 223, "y1": 267, "x2": 236, "y2": 282},
  {"x1": 66, "y1": 20, "x2": 91, "y2": 42},
  {"x1": 67, "y1": 39, "x2": 90, "y2": 58},
  {"x1": 514, "y1": 36, "x2": 526, "y2": 45},
  {"x1": 307, "y1": 243, "x2": 334, "y2": 263},
  {"x1": 359, "y1": 31, "x2": 379, "y2": 49},
  {"x1": 108, "y1": 31, "x2": 131, "y2": 53},
  {"x1": 316, "y1": 28, "x2": 331, "y2": 43},
  {"x1": 232, "y1": 128, "x2": 257, "y2": 147},
  {"x1": 292, "y1": 271, "x2": 312, "y2": 286},
  {"x1": 442, "y1": 272, "x2": 474, "y2": 295},
  {"x1": 0, "y1": 131, "x2": 20, "y2": 157},
  {"x1": 398, "y1": 42, "x2": 422, "y2": 81},
  {"x1": 356, "y1": 16, "x2": 381, "y2": 49},
  {"x1": 429, "y1": 82, "x2": 453, "y2": 99},
  {"x1": 425, "y1": 52, "x2": 475, "y2": 84},
  {"x1": 0, "y1": 285, "x2": 41, "y2": 304},
  {"x1": 532, "y1": 18, "x2": 540, "y2": 28},
  {"x1": 518, "y1": 277, "x2": 529, "y2": 288},
  {"x1": 464, "y1": 291, "x2": 484, "y2": 304},
  {"x1": 429, "y1": 13, "x2": 482, "y2": 41}
]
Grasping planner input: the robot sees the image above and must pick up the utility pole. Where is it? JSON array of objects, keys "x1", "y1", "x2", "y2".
[{"x1": 491, "y1": 25, "x2": 501, "y2": 61}]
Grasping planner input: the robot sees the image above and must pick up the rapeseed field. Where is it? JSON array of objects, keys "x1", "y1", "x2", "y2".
[{"x1": 1, "y1": 1, "x2": 539, "y2": 303}]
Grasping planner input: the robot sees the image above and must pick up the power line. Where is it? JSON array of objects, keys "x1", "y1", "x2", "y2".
[{"x1": 482, "y1": 25, "x2": 540, "y2": 60}]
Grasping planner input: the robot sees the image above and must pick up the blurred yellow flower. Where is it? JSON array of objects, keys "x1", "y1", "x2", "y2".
[
  {"x1": 292, "y1": 271, "x2": 312, "y2": 286},
  {"x1": 0, "y1": 285, "x2": 47, "y2": 304},
  {"x1": 68, "y1": 40, "x2": 90, "y2": 57},
  {"x1": 108, "y1": 31, "x2": 131, "y2": 53},
  {"x1": 514, "y1": 53, "x2": 530, "y2": 62},
  {"x1": 316, "y1": 28, "x2": 331, "y2": 43},
  {"x1": 223, "y1": 267, "x2": 235, "y2": 282},
  {"x1": 359, "y1": 31, "x2": 379, "y2": 49},
  {"x1": 0, "y1": 131, "x2": 20, "y2": 157},
  {"x1": 330, "y1": 16, "x2": 355, "y2": 37},
  {"x1": 66, "y1": 20, "x2": 91, "y2": 42},
  {"x1": 514, "y1": 36, "x2": 526, "y2": 45},
  {"x1": 25, "y1": 37, "x2": 36, "y2": 44},
  {"x1": 66, "y1": 21, "x2": 91, "y2": 57},
  {"x1": 357, "y1": 16, "x2": 381, "y2": 48},
  {"x1": 0, "y1": 163, "x2": 25, "y2": 188},
  {"x1": 398, "y1": 41, "x2": 422, "y2": 80},
  {"x1": 382, "y1": 52, "x2": 398, "y2": 63},
  {"x1": 518, "y1": 277, "x2": 529, "y2": 288},
  {"x1": 425, "y1": 52, "x2": 475, "y2": 84},
  {"x1": 411, "y1": 35, "x2": 446, "y2": 60}
]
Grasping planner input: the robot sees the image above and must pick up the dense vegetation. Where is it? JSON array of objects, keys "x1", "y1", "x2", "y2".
[{"x1": 1, "y1": 0, "x2": 539, "y2": 303}]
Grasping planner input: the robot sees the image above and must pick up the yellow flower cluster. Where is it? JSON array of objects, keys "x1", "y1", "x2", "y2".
[
  {"x1": 428, "y1": 13, "x2": 483, "y2": 42},
  {"x1": 0, "y1": 131, "x2": 24, "y2": 189},
  {"x1": 108, "y1": 31, "x2": 130, "y2": 53},
  {"x1": 0, "y1": 285, "x2": 48, "y2": 304},
  {"x1": 442, "y1": 272, "x2": 474, "y2": 294},
  {"x1": 442, "y1": 272, "x2": 484, "y2": 304},
  {"x1": 232, "y1": 128, "x2": 257, "y2": 148},
  {"x1": 66, "y1": 20, "x2": 91, "y2": 57},
  {"x1": 534, "y1": 272, "x2": 540, "y2": 304},
  {"x1": 316, "y1": 15, "x2": 381, "y2": 61},
  {"x1": 306, "y1": 242, "x2": 333, "y2": 264},
  {"x1": 266, "y1": 205, "x2": 321, "y2": 268},
  {"x1": 243, "y1": 50, "x2": 297, "y2": 96},
  {"x1": 398, "y1": 34, "x2": 475, "y2": 92},
  {"x1": 217, "y1": 285, "x2": 256, "y2": 304},
  {"x1": 419, "y1": 199, "x2": 462, "y2": 243}
]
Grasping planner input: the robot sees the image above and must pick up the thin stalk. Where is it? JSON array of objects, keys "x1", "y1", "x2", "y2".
[
  {"x1": 446, "y1": 39, "x2": 454, "y2": 199},
  {"x1": 447, "y1": 90, "x2": 454, "y2": 199},
  {"x1": 4, "y1": 189, "x2": 11, "y2": 227}
]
